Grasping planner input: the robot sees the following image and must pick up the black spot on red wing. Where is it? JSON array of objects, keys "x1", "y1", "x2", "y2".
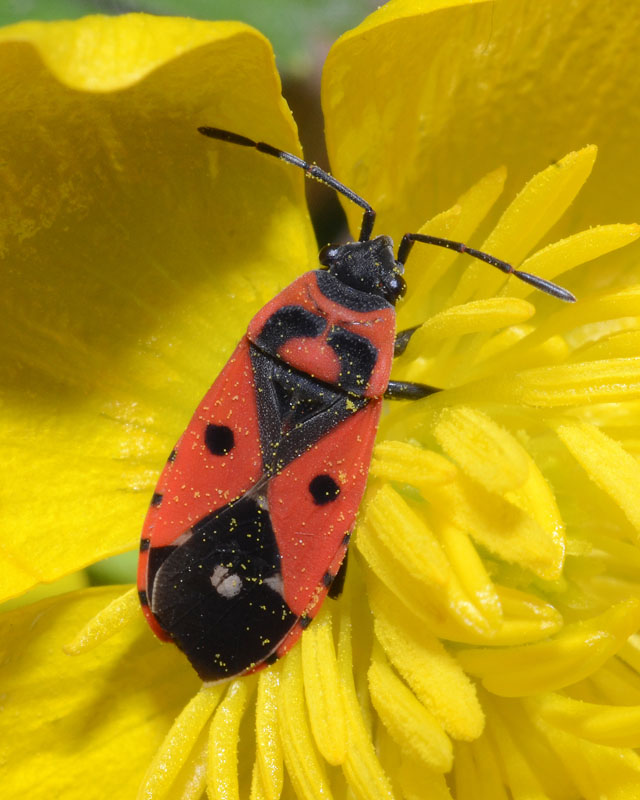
[
  {"x1": 309, "y1": 474, "x2": 341, "y2": 505},
  {"x1": 327, "y1": 325, "x2": 378, "y2": 393},
  {"x1": 342, "y1": 532, "x2": 352, "y2": 546},
  {"x1": 299, "y1": 614, "x2": 312, "y2": 629},
  {"x1": 140, "y1": 538, "x2": 151, "y2": 552},
  {"x1": 322, "y1": 571, "x2": 333, "y2": 587},
  {"x1": 151, "y1": 492, "x2": 163, "y2": 507},
  {"x1": 168, "y1": 448, "x2": 177, "y2": 463},
  {"x1": 149, "y1": 495, "x2": 296, "y2": 682},
  {"x1": 138, "y1": 589, "x2": 149, "y2": 606},
  {"x1": 256, "y1": 304, "x2": 326, "y2": 354},
  {"x1": 205, "y1": 423, "x2": 234, "y2": 456}
]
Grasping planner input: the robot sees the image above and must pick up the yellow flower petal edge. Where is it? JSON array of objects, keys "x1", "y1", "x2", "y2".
[
  {"x1": 0, "y1": 15, "x2": 263, "y2": 92},
  {"x1": 0, "y1": 587, "x2": 200, "y2": 799},
  {"x1": 0, "y1": 13, "x2": 314, "y2": 604},
  {"x1": 324, "y1": 0, "x2": 640, "y2": 239}
]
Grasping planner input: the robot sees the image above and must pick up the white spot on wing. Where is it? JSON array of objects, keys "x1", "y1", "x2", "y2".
[
  {"x1": 264, "y1": 574, "x2": 284, "y2": 597},
  {"x1": 210, "y1": 564, "x2": 243, "y2": 599}
]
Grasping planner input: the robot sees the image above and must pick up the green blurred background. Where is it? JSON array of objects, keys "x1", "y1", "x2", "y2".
[{"x1": 1, "y1": 0, "x2": 379, "y2": 595}]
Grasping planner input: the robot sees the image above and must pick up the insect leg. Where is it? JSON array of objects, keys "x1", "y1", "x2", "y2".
[
  {"x1": 385, "y1": 381, "x2": 441, "y2": 400},
  {"x1": 198, "y1": 126, "x2": 376, "y2": 242},
  {"x1": 394, "y1": 326, "x2": 420, "y2": 357},
  {"x1": 327, "y1": 550, "x2": 349, "y2": 599}
]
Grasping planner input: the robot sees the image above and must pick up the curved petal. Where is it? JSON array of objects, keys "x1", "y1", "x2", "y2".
[
  {"x1": 0, "y1": 15, "x2": 316, "y2": 602},
  {"x1": 323, "y1": 0, "x2": 640, "y2": 249},
  {"x1": 0, "y1": 586, "x2": 200, "y2": 800}
]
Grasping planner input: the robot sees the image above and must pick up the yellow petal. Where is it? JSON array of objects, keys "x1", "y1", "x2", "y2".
[
  {"x1": 458, "y1": 599, "x2": 640, "y2": 696},
  {"x1": 453, "y1": 736, "x2": 509, "y2": 800},
  {"x1": 324, "y1": 0, "x2": 640, "y2": 242},
  {"x1": 483, "y1": 701, "x2": 548, "y2": 800},
  {"x1": 0, "y1": 587, "x2": 199, "y2": 800},
  {"x1": 0, "y1": 14, "x2": 314, "y2": 603},
  {"x1": 474, "y1": 285, "x2": 640, "y2": 377},
  {"x1": 437, "y1": 521, "x2": 503, "y2": 632}
]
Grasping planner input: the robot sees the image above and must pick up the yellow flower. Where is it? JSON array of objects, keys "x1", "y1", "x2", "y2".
[{"x1": 2, "y1": 3, "x2": 640, "y2": 799}]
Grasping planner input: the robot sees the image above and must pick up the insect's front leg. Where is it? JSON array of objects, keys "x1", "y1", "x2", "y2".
[
  {"x1": 389, "y1": 326, "x2": 441, "y2": 399},
  {"x1": 384, "y1": 381, "x2": 440, "y2": 400},
  {"x1": 393, "y1": 326, "x2": 419, "y2": 357}
]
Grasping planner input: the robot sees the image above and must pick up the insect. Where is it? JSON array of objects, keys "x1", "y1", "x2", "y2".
[{"x1": 137, "y1": 127, "x2": 575, "y2": 683}]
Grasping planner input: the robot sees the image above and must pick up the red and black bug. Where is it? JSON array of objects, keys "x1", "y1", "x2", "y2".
[{"x1": 137, "y1": 128, "x2": 575, "y2": 683}]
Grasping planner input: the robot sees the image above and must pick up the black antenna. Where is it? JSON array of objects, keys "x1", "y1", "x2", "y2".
[
  {"x1": 198, "y1": 126, "x2": 376, "y2": 242},
  {"x1": 397, "y1": 233, "x2": 576, "y2": 303},
  {"x1": 198, "y1": 127, "x2": 576, "y2": 304}
]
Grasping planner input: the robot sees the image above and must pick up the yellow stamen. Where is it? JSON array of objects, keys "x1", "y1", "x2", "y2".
[
  {"x1": 208, "y1": 678, "x2": 254, "y2": 800},
  {"x1": 255, "y1": 668, "x2": 284, "y2": 800},
  {"x1": 138, "y1": 685, "x2": 223, "y2": 800},
  {"x1": 458, "y1": 599, "x2": 640, "y2": 696},
  {"x1": 63, "y1": 586, "x2": 139, "y2": 655},
  {"x1": 277, "y1": 645, "x2": 332, "y2": 800},
  {"x1": 301, "y1": 604, "x2": 347, "y2": 766},
  {"x1": 369, "y1": 643, "x2": 453, "y2": 773}
]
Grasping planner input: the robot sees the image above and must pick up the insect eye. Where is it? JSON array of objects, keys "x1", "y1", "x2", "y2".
[{"x1": 319, "y1": 243, "x2": 340, "y2": 266}]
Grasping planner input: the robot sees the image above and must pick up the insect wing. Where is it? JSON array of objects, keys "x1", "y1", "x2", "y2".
[{"x1": 137, "y1": 337, "x2": 263, "y2": 639}]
